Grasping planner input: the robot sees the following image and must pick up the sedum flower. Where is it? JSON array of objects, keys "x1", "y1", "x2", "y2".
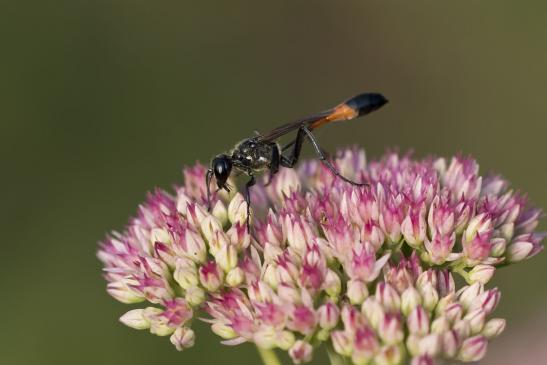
[{"x1": 98, "y1": 149, "x2": 543, "y2": 364}]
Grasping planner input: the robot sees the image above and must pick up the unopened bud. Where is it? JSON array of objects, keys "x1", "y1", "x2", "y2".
[
  {"x1": 482, "y1": 318, "x2": 506, "y2": 339},
  {"x1": 324, "y1": 269, "x2": 342, "y2": 298},
  {"x1": 418, "y1": 334, "x2": 441, "y2": 357},
  {"x1": 170, "y1": 327, "x2": 195, "y2": 351},
  {"x1": 185, "y1": 286, "x2": 205, "y2": 307},
  {"x1": 331, "y1": 330, "x2": 353, "y2": 356},
  {"x1": 468, "y1": 265, "x2": 495, "y2": 284},
  {"x1": 289, "y1": 340, "x2": 313, "y2": 364},
  {"x1": 119, "y1": 309, "x2": 149, "y2": 330},
  {"x1": 401, "y1": 287, "x2": 422, "y2": 316},
  {"x1": 463, "y1": 309, "x2": 486, "y2": 334},
  {"x1": 347, "y1": 279, "x2": 369, "y2": 305},
  {"x1": 215, "y1": 243, "x2": 238, "y2": 272},
  {"x1": 226, "y1": 267, "x2": 245, "y2": 287},
  {"x1": 407, "y1": 306, "x2": 430, "y2": 336},
  {"x1": 458, "y1": 335, "x2": 488, "y2": 362}
]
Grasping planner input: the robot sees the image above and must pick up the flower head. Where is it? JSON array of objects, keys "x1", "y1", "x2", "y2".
[{"x1": 99, "y1": 150, "x2": 543, "y2": 363}]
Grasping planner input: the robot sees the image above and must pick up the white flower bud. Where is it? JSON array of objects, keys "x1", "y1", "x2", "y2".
[
  {"x1": 347, "y1": 279, "x2": 369, "y2": 305},
  {"x1": 119, "y1": 309, "x2": 149, "y2": 330},
  {"x1": 468, "y1": 265, "x2": 495, "y2": 284},
  {"x1": 212, "y1": 322, "x2": 237, "y2": 340},
  {"x1": 215, "y1": 243, "x2": 238, "y2": 272},
  {"x1": 185, "y1": 286, "x2": 205, "y2": 307},
  {"x1": 170, "y1": 327, "x2": 195, "y2": 351},
  {"x1": 228, "y1": 193, "x2": 248, "y2": 225},
  {"x1": 401, "y1": 287, "x2": 422, "y2": 316},
  {"x1": 226, "y1": 267, "x2": 245, "y2": 287},
  {"x1": 212, "y1": 200, "x2": 228, "y2": 226},
  {"x1": 482, "y1": 318, "x2": 506, "y2": 339}
]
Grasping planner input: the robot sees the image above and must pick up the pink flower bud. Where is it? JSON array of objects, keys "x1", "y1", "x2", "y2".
[
  {"x1": 283, "y1": 215, "x2": 315, "y2": 254},
  {"x1": 442, "y1": 302, "x2": 463, "y2": 323},
  {"x1": 436, "y1": 270, "x2": 455, "y2": 297},
  {"x1": 490, "y1": 237, "x2": 507, "y2": 257},
  {"x1": 379, "y1": 313, "x2": 404, "y2": 345},
  {"x1": 347, "y1": 279, "x2": 369, "y2": 305},
  {"x1": 362, "y1": 298, "x2": 385, "y2": 330},
  {"x1": 107, "y1": 278, "x2": 144, "y2": 304},
  {"x1": 199, "y1": 261, "x2": 224, "y2": 292},
  {"x1": 407, "y1": 306, "x2": 430, "y2": 336},
  {"x1": 374, "y1": 345, "x2": 403, "y2": 365},
  {"x1": 289, "y1": 305, "x2": 317, "y2": 335},
  {"x1": 401, "y1": 287, "x2": 422, "y2": 316},
  {"x1": 377, "y1": 282, "x2": 401, "y2": 312},
  {"x1": 431, "y1": 316, "x2": 450, "y2": 334},
  {"x1": 457, "y1": 283, "x2": 484, "y2": 310},
  {"x1": 331, "y1": 330, "x2": 353, "y2": 356},
  {"x1": 170, "y1": 327, "x2": 195, "y2": 351},
  {"x1": 379, "y1": 194, "x2": 404, "y2": 243},
  {"x1": 458, "y1": 335, "x2": 488, "y2": 362},
  {"x1": 228, "y1": 193, "x2": 248, "y2": 225},
  {"x1": 468, "y1": 265, "x2": 495, "y2": 284},
  {"x1": 289, "y1": 340, "x2": 313, "y2": 364},
  {"x1": 224, "y1": 223, "x2": 249, "y2": 252},
  {"x1": 428, "y1": 195, "x2": 455, "y2": 237},
  {"x1": 482, "y1": 318, "x2": 506, "y2": 339},
  {"x1": 468, "y1": 288, "x2": 500, "y2": 315},
  {"x1": 424, "y1": 233, "x2": 455, "y2": 265},
  {"x1": 420, "y1": 284, "x2": 439, "y2": 312},
  {"x1": 211, "y1": 200, "x2": 228, "y2": 226},
  {"x1": 174, "y1": 226, "x2": 207, "y2": 264},
  {"x1": 463, "y1": 308, "x2": 486, "y2": 334},
  {"x1": 402, "y1": 203, "x2": 427, "y2": 248},
  {"x1": 418, "y1": 334, "x2": 441, "y2": 357},
  {"x1": 411, "y1": 355, "x2": 435, "y2": 365},
  {"x1": 318, "y1": 301, "x2": 340, "y2": 330},
  {"x1": 215, "y1": 243, "x2": 238, "y2": 272},
  {"x1": 353, "y1": 326, "x2": 379, "y2": 360},
  {"x1": 442, "y1": 330, "x2": 460, "y2": 358},
  {"x1": 453, "y1": 320, "x2": 471, "y2": 340},
  {"x1": 506, "y1": 241, "x2": 533, "y2": 262}
]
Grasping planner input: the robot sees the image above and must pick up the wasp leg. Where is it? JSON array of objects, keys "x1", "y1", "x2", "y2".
[
  {"x1": 206, "y1": 169, "x2": 214, "y2": 211},
  {"x1": 280, "y1": 127, "x2": 306, "y2": 168},
  {"x1": 244, "y1": 175, "x2": 256, "y2": 230},
  {"x1": 302, "y1": 127, "x2": 368, "y2": 186},
  {"x1": 264, "y1": 144, "x2": 281, "y2": 187}
]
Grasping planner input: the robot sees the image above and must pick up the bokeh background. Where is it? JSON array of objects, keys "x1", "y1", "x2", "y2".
[{"x1": 2, "y1": 1, "x2": 546, "y2": 364}]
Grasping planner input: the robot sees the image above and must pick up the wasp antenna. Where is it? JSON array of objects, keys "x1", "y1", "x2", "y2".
[{"x1": 344, "y1": 92, "x2": 388, "y2": 117}]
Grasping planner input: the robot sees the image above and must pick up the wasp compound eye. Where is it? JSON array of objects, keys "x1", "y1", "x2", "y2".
[{"x1": 212, "y1": 155, "x2": 232, "y2": 187}]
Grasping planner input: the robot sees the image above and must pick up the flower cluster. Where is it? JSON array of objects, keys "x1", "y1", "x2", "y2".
[{"x1": 98, "y1": 149, "x2": 543, "y2": 364}]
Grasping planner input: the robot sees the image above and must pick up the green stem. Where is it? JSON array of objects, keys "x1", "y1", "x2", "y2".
[
  {"x1": 327, "y1": 347, "x2": 347, "y2": 365},
  {"x1": 256, "y1": 346, "x2": 282, "y2": 365}
]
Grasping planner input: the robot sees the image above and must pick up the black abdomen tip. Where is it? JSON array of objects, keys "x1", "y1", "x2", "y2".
[{"x1": 345, "y1": 92, "x2": 388, "y2": 116}]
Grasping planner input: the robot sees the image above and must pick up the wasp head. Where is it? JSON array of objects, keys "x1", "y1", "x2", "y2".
[{"x1": 212, "y1": 154, "x2": 232, "y2": 191}]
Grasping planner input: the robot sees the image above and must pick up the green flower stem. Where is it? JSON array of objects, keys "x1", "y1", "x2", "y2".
[
  {"x1": 257, "y1": 346, "x2": 282, "y2": 365},
  {"x1": 327, "y1": 348, "x2": 347, "y2": 365},
  {"x1": 452, "y1": 262, "x2": 472, "y2": 284}
]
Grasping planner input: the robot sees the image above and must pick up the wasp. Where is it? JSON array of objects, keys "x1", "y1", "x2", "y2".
[{"x1": 206, "y1": 92, "x2": 388, "y2": 228}]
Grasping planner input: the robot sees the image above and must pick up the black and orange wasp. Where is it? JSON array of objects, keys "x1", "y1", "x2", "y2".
[{"x1": 206, "y1": 92, "x2": 388, "y2": 228}]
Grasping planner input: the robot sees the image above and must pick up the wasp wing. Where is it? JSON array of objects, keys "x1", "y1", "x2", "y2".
[{"x1": 258, "y1": 93, "x2": 388, "y2": 142}]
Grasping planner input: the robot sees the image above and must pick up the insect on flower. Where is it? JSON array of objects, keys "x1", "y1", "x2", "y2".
[{"x1": 206, "y1": 92, "x2": 388, "y2": 227}]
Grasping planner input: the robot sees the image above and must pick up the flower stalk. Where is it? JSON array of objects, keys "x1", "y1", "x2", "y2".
[{"x1": 257, "y1": 346, "x2": 282, "y2": 365}]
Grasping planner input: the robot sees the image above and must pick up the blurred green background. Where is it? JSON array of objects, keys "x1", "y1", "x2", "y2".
[{"x1": 2, "y1": 1, "x2": 546, "y2": 364}]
